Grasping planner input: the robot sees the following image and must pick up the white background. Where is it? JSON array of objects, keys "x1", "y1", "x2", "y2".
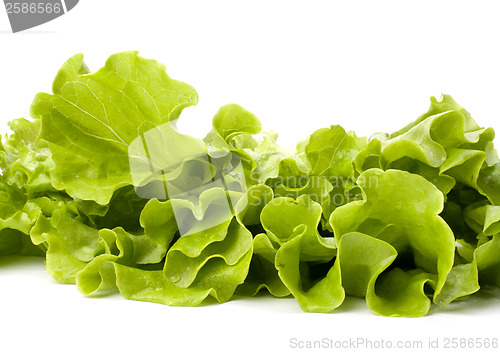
[{"x1": 1, "y1": 1, "x2": 500, "y2": 351}]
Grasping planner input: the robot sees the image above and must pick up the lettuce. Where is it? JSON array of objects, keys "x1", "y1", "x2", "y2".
[
  {"x1": 1, "y1": 51, "x2": 499, "y2": 317},
  {"x1": 30, "y1": 51, "x2": 198, "y2": 205}
]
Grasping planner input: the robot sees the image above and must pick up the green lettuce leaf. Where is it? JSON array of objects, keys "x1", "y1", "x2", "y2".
[
  {"x1": 261, "y1": 195, "x2": 343, "y2": 312},
  {"x1": 331, "y1": 168, "x2": 456, "y2": 316},
  {"x1": 304, "y1": 125, "x2": 360, "y2": 179},
  {"x1": 212, "y1": 104, "x2": 261, "y2": 142},
  {"x1": 235, "y1": 233, "x2": 290, "y2": 297},
  {"x1": 0, "y1": 118, "x2": 54, "y2": 195},
  {"x1": 30, "y1": 51, "x2": 198, "y2": 204},
  {"x1": 2, "y1": 52, "x2": 500, "y2": 317},
  {"x1": 475, "y1": 234, "x2": 500, "y2": 287},
  {"x1": 44, "y1": 209, "x2": 101, "y2": 283},
  {"x1": 76, "y1": 227, "x2": 165, "y2": 295}
]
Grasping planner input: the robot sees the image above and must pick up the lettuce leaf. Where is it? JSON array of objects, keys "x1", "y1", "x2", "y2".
[
  {"x1": 30, "y1": 51, "x2": 198, "y2": 204},
  {"x1": 331, "y1": 168, "x2": 456, "y2": 316},
  {"x1": 261, "y1": 195, "x2": 343, "y2": 312},
  {"x1": 1, "y1": 52, "x2": 499, "y2": 317}
]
